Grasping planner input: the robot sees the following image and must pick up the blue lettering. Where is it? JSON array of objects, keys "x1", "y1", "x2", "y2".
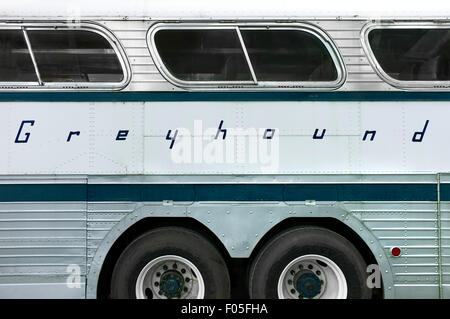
[
  {"x1": 313, "y1": 128, "x2": 326, "y2": 139},
  {"x1": 363, "y1": 130, "x2": 376, "y2": 141},
  {"x1": 67, "y1": 131, "x2": 80, "y2": 142},
  {"x1": 15, "y1": 120, "x2": 35, "y2": 143},
  {"x1": 412, "y1": 120, "x2": 429, "y2": 142},
  {"x1": 263, "y1": 129, "x2": 275, "y2": 139},
  {"x1": 215, "y1": 120, "x2": 227, "y2": 140},
  {"x1": 116, "y1": 130, "x2": 129, "y2": 141},
  {"x1": 166, "y1": 129, "x2": 178, "y2": 149}
]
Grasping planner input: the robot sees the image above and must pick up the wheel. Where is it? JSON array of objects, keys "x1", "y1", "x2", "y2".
[
  {"x1": 249, "y1": 227, "x2": 372, "y2": 299},
  {"x1": 110, "y1": 227, "x2": 230, "y2": 299}
]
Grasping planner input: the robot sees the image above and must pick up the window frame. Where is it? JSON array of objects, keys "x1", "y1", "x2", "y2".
[
  {"x1": 0, "y1": 22, "x2": 131, "y2": 90},
  {"x1": 147, "y1": 22, "x2": 346, "y2": 90},
  {"x1": 362, "y1": 22, "x2": 450, "y2": 90}
]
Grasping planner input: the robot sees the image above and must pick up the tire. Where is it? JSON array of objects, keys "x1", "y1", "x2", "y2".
[
  {"x1": 110, "y1": 227, "x2": 230, "y2": 299},
  {"x1": 249, "y1": 227, "x2": 372, "y2": 299}
]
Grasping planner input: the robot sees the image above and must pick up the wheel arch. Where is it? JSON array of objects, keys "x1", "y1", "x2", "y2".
[
  {"x1": 249, "y1": 217, "x2": 377, "y2": 267},
  {"x1": 247, "y1": 215, "x2": 394, "y2": 298},
  {"x1": 90, "y1": 216, "x2": 231, "y2": 299},
  {"x1": 86, "y1": 205, "x2": 395, "y2": 299}
]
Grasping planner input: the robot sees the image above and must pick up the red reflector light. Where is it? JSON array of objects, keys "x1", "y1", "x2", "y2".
[{"x1": 391, "y1": 247, "x2": 401, "y2": 256}]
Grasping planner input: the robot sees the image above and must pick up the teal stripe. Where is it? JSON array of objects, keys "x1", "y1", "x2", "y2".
[
  {"x1": 0, "y1": 183, "x2": 437, "y2": 202},
  {"x1": 0, "y1": 184, "x2": 87, "y2": 202},
  {"x1": 439, "y1": 184, "x2": 450, "y2": 201},
  {"x1": 1, "y1": 91, "x2": 450, "y2": 102}
]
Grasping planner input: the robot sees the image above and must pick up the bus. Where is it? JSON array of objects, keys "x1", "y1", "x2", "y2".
[{"x1": 0, "y1": 0, "x2": 449, "y2": 299}]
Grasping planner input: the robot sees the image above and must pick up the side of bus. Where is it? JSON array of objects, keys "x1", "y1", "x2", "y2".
[{"x1": 0, "y1": 17, "x2": 449, "y2": 299}]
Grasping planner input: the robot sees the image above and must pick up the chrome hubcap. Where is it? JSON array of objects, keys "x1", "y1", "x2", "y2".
[
  {"x1": 135, "y1": 255, "x2": 205, "y2": 299},
  {"x1": 277, "y1": 254, "x2": 347, "y2": 299}
]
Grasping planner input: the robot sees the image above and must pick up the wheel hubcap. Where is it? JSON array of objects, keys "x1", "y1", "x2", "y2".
[
  {"x1": 295, "y1": 272, "x2": 322, "y2": 298},
  {"x1": 277, "y1": 254, "x2": 347, "y2": 299},
  {"x1": 135, "y1": 255, "x2": 205, "y2": 299},
  {"x1": 159, "y1": 270, "x2": 185, "y2": 298}
]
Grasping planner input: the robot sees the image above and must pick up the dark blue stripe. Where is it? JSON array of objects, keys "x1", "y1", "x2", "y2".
[
  {"x1": 0, "y1": 183, "x2": 437, "y2": 202},
  {"x1": 440, "y1": 184, "x2": 450, "y2": 201},
  {"x1": 1, "y1": 91, "x2": 450, "y2": 102},
  {"x1": 0, "y1": 184, "x2": 87, "y2": 202}
]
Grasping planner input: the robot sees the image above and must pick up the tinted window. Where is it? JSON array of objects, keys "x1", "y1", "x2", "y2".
[
  {"x1": 241, "y1": 30, "x2": 338, "y2": 81},
  {"x1": 154, "y1": 29, "x2": 252, "y2": 82},
  {"x1": 369, "y1": 29, "x2": 450, "y2": 81},
  {"x1": 0, "y1": 30, "x2": 38, "y2": 82},
  {"x1": 27, "y1": 30, "x2": 124, "y2": 83}
]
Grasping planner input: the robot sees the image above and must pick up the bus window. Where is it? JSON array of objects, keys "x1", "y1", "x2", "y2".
[
  {"x1": 368, "y1": 28, "x2": 450, "y2": 81},
  {"x1": 27, "y1": 30, "x2": 124, "y2": 83},
  {"x1": 154, "y1": 29, "x2": 253, "y2": 82},
  {"x1": 0, "y1": 30, "x2": 38, "y2": 82},
  {"x1": 240, "y1": 29, "x2": 338, "y2": 82}
]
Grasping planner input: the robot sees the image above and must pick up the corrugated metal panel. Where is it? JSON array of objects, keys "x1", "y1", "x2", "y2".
[
  {"x1": 86, "y1": 203, "x2": 134, "y2": 272},
  {"x1": 3, "y1": 1, "x2": 450, "y2": 20},
  {"x1": 101, "y1": 19, "x2": 393, "y2": 92},
  {"x1": 103, "y1": 20, "x2": 172, "y2": 92},
  {"x1": 316, "y1": 20, "x2": 388, "y2": 90},
  {"x1": 347, "y1": 202, "x2": 440, "y2": 296},
  {"x1": 0, "y1": 201, "x2": 87, "y2": 298},
  {"x1": 439, "y1": 202, "x2": 450, "y2": 297}
]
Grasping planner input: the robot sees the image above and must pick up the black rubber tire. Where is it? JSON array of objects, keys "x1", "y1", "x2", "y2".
[
  {"x1": 249, "y1": 227, "x2": 372, "y2": 299},
  {"x1": 110, "y1": 227, "x2": 230, "y2": 299}
]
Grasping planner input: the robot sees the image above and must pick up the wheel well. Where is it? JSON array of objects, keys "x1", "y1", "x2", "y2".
[
  {"x1": 248, "y1": 217, "x2": 383, "y2": 298},
  {"x1": 96, "y1": 216, "x2": 382, "y2": 298},
  {"x1": 96, "y1": 217, "x2": 232, "y2": 298},
  {"x1": 250, "y1": 217, "x2": 378, "y2": 267}
]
